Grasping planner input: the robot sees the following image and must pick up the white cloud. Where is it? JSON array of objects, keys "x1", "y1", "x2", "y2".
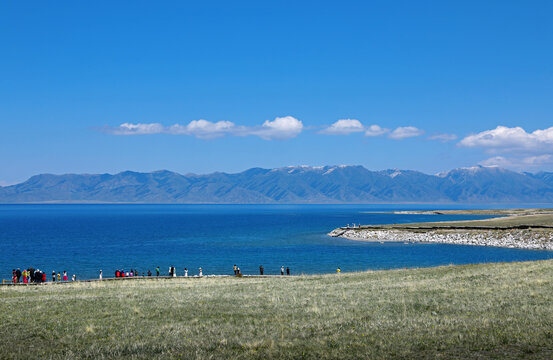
[
  {"x1": 428, "y1": 133, "x2": 458, "y2": 142},
  {"x1": 463, "y1": 126, "x2": 553, "y2": 171},
  {"x1": 365, "y1": 124, "x2": 390, "y2": 137},
  {"x1": 459, "y1": 126, "x2": 553, "y2": 152},
  {"x1": 523, "y1": 154, "x2": 553, "y2": 165},
  {"x1": 479, "y1": 154, "x2": 553, "y2": 170},
  {"x1": 103, "y1": 116, "x2": 303, "y2": 140},
  {"x1": 319, "y1": 120, "x2": 391, "y2": 137},
  {"x1": 479, "y1": 156, "x2": 512, "y2": 168},
  {"x1": 319, "y1": 119, "x2": 365, "y2": 135},
  {"x1": 169, "y1": 120, "x2": 236, "y2": 139},
  {"x1": 106, "y1": 122, "x2": 164, "y2": 135},
  {"x1": 251, "y1": 116, "x2": 304, "y2": 140},
  {"x1": 388, "y1": 126, "x2": 424, "y2": 140}
]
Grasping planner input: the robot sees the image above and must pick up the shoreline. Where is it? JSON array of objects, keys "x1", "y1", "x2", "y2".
[
  {"x1": 329, "y1": 210, "x2": 553, "y2": 250},
  {"x1": 330, "y1": 228, "x2": 553, "y2": 250}
]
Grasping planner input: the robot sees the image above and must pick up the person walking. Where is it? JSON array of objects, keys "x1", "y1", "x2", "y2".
[
  {"x1": 63, "y1": 271, "x2": 68, "y2": 281},
  {"x1": 52, "y1": 271, "x2": 56, "y2": 282},
  {"x1": 184, "y1": 268, "x2": 188, "y2": 277},
  {"x1": 286, "y1": 267, "x2": 290, "y2": 276},
  {"x1": 259, "y1": 265, "x2": 264, "y2": 276},
  {"x1": 280, "y1": 266, "x2": 284, "y2": 276},
  {"x1": 156, "y1": 266, "x2": 160, "y2": 277},
  {"x1": 99, "y1": 270, "x2": 103, "y2": 280},
  {"x1": 16, "y1": 268, "x2": 21, "y2": 283},
  {"x1": 172, "y1": 266, "x2": 177, "y2": 277}
]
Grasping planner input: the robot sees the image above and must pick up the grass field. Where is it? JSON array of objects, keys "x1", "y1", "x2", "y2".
[
  {"x1": 383, "y1": 209, "x2": 553, "y2": 216},
  {"x1": 359, "y1": 213, "x2": 553, "y2": 230},
  {"x1": 1, "y1": 260, "x2": 553, "y2": 359}
]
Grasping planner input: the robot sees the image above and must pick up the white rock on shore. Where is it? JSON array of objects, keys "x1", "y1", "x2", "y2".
[{"x1": 329, "y1": 228, "x2": 553, "y2": 250}]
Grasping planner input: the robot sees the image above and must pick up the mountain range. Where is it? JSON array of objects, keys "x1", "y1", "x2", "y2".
[{"x1": 1, "y1": 165, "x2": 553, "y2": 204}]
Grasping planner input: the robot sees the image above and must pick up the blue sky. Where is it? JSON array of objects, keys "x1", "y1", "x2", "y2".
[{"x1": 1, "y1": 1, "x2": 552, "y2": 185}]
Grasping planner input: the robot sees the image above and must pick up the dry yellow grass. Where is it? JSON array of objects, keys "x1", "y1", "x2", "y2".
[{"x1": 1, "y1": 260, "x2": 553, "y2": 359}]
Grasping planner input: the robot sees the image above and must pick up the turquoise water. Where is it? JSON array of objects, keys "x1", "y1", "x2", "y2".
[{"x1": 1, "y1": 204, "x2": 553, "y2": 280}]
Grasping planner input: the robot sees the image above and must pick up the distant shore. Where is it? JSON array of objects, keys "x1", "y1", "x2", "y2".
[{"x1": 329, "y1": 209, "x2": 553, "y2": 250}]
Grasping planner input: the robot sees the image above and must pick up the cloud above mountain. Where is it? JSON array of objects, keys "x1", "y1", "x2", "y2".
[
  {"x1": 252, "y1": 116, "x2": 304, "y2": 140},
  {"x1": 365, "y1": 124, "x2": 390, "y2": 137},
  {"x1": 459, "y1": 126, "x2": 553, "y2": 152},
  {"x1": 169, "y1": 120, "x2": 236, "y2": 139},
  {"x1": 388, "y1": 126, "x2": 424, "y2": 140},
  {"x1": 460, "y1": 125, "x2": 553, "y2": 171},
  {"x1": 108, "y1": 123, "x2": 165, "y2": 135},
  {"x1": 102, "y1": 116, "x2": 303, "y2": 140},
  {"x1": 106, "y1": 117, "x2": 428, "y2": 141},
  {"x1": 428, "y1": 133, "x2": 458, "y2": 142},
  {"x1": 319, "y1": 120, "x2": 424, "y2": 139},
  {"x1": 319, "y1": 119, "x2": 365, "y2": 135}
]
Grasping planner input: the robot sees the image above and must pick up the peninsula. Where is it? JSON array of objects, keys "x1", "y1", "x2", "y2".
[{"x1": 329, "y1": 209, "x2": 553, "y2": 250}]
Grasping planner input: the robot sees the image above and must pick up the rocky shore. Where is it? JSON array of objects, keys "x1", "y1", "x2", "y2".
[{"x1": 328, "y1": 228, "x2": 553, "y2": 250}]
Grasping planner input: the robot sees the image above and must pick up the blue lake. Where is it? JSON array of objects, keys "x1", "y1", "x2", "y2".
[{"x1": 1, "y1": 204, "x2": 553, "y2": 280}]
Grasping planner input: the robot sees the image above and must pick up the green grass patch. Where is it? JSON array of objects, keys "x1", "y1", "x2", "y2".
[
  {"x1": 366, "y1": 213, "x2": 553, "y2": 229},
  {"x1": 1, "y1": 260, "x2": 553, "y2": 359}
]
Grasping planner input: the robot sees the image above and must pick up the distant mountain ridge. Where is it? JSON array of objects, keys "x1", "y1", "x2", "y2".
[{"x1": 1, "y1": 165, "x2": 553, "y2": 204}]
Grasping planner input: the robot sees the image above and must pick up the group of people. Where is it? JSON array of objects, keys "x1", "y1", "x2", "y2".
[
  {"x1": 10, "y1": 264, "x2": 298, "y2": 284},
  {"x1": 233, "y1": 264, "x2": 242, "y2": 276},
  {"x1": 114, "y1": 269, "x2": 142, "y2": 278},
  {"x1": 11, "y1": 268, "x2": 74, "y2": 284},
  {"x1": 233, "y1": 264, "x2": 289, "y2": 276},
  {"x1": 168, "y1": 266, "x2": 201, "y2": 277},
  {"x1": 111, "y1": 266, "x2": 203, "y2": 279},
  {"x1": 346, "y1": 223, "x2": 362, "y2": 229},
  {"x1": 280, "y1": 266, "x2": 291, "y2": 276}
]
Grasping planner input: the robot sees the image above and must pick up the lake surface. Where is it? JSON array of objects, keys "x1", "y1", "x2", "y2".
[{"x1": 1, "y1": 204, "x2": 553, "y2": 280}]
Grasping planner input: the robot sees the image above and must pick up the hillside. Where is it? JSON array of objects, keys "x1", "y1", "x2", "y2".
[{"x1": 2, "y1": 165, "x2": 553, "y2": 203}]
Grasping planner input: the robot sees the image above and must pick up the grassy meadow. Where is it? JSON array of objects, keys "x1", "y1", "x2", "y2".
[
  {"x1": 364, "y1": 212, "x2": 553, "y2": 229},
  {"x1": 1, "y1": 260, "x2": 553, "y2": 359}
]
